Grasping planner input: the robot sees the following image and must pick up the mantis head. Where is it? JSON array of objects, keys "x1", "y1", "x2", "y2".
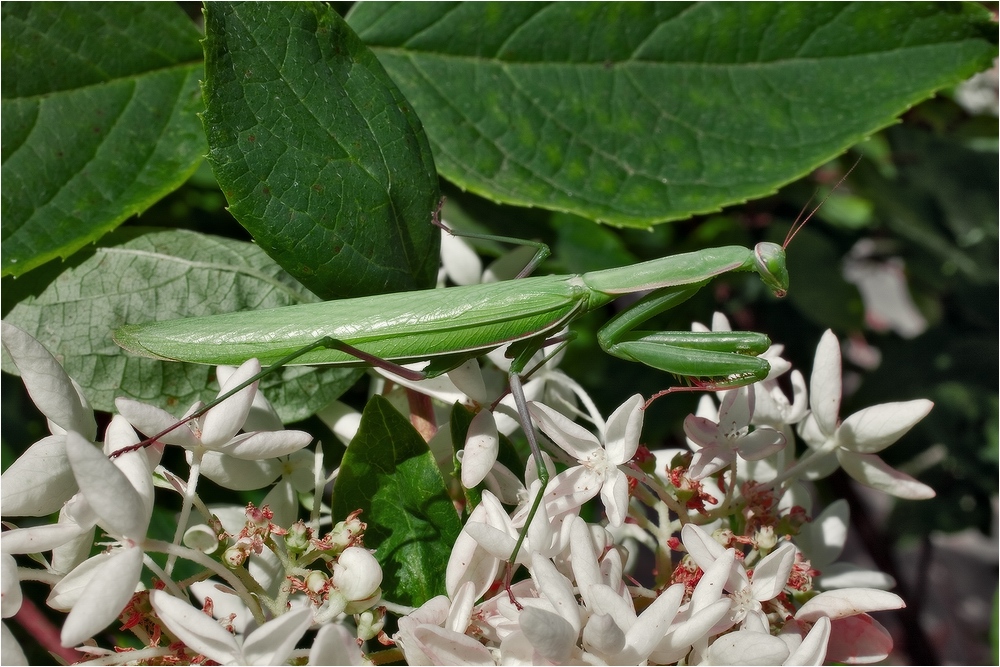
[
  {"x1": 754, "y1": 155, "x2": 861, "y2": 300},
  {"x1": 753, "y1": 241, "x2": 789, "y2": 298}
]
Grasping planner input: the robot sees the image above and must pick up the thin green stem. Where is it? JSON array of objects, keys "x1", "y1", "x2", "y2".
[
  {"x1": 167, "y1": 448, "x2": 203, "y2": 575},
  {"x1": 143, "y1": 539, "x2": 266, "y2": 624}
]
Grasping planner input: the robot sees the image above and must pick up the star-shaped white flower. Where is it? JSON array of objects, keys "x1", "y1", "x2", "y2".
[
  {"x1": 684, "y1": 386, "x2": 786, "y2": 480},
  {"x1": 0, "y1": 322, "x2": 97, "y2": 517},
  {"x1": 150, "y1": 590, "x2": 313, "y2": 666},
  {"x1": 682, "y1": 523, "x2": 795, "y2": 631},
  {"x1": 48, "y1": 420, "x2": 156, "y2": 648},
  {"x1": 116, "y1": 359, "x2": 312, "y2": 490},
  {"x1": 527, "y1": 394, "x2": 644, "y2": 527},
  {"x1": 797, "y1": 330, "x2": 935, "y2": 498}
]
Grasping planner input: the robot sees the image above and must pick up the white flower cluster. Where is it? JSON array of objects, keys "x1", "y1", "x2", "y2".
[
  {"x1": 0, "y1": 238, "x2": 936, "y2": 665},
  {"x1": 391, "y1": 319, "x2": 931, "y2": 665},
  {"x1": 0, "y1": 322, "x2": 380, "y2": 665},
  {"x1": 384, "y1": 246, "x2": 934, "y2": 665}
]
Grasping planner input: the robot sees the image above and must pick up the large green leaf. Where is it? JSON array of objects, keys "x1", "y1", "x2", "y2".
[
  {"x1": 202, "y1": 3, "x2": 441, "y2": 299},
  {"x1": 1, "y1": 2, "x2": 206, "y2": 276},
  {"x1": 332, "y1": 396, "x2": 462, "y2": 605},
  {"x1": 1, "y1": 229, "x2": 360, "y2": 423},
  {"x1": 348, "y1": 2, "x2": 997, "y2": 227}
]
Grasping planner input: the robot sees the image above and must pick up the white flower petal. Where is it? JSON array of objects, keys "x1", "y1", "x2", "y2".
[
  {"x1": 585, "y1": 583, "x2": 636, "y2": 632},
  {"x1": 464, "y1": 522, "x2": 519, "y2": 563},
  {"x1": 215, "y1": 429, "x2": 312, "y2": 459},
  {"x1": 718, "y1": 386, "x2": 753, "y2": 432},
  {"x1": 583, "y1": 612, "x2": 626, "y2": 657},
  {"x1": 707, "y1": 629, "x2": 790, "y2": 665},
  {"x1": 520, "y1": 606, "x2": 577, "y2": 663},
  {"x1": 786, "y1": 370, "x2": 810, "y2": 423},
  {"x1": 261, "y1": 479, "x2": 297, "y2": 529},
  {"x1": 447, "y1": 581, "x2": 477, "y2": 634},
  {"x1": 1, "y1": 622, "x2": 27, "y2": 666},
  {"x1": 622, "y1": 583, "x2": 683, "y2": 662},
  {"x1": 688, "y1": 443, "x2": 731, "y2": 480},
  {"x1": 1, "y1": 523, "x2": 86, "y2": 555},
  {"x1": 797, "y1": 500, "x2": 848, "y2": 567},
  {"x1": 61, "y1": 547, "x2": 143, "y2": 647},
  {"x1": 784, "y1": 615, "x2": 830, "y2": 666},
  {"x1": 412, "y1": 624, "x2": 495, "y2": 665},
  {"x1": 0, "y1": 435, "x2": 75, "y2": 516},
  {"x1": 201, "y1": 359, "x2": 260, "y2": 447},
  {"x1": 189, "y1": 580, "x2": 250, "y2": 635},
  {"x1": 824, "y1": 613, "x2": 894, "y2": 664},
  {"x1": 115, "y1": 397, "x2": 200, "y2": 448},
  {"x1": 199, "y1": 452, "x2": 282, "y2": 490},
  {"x1": 243, "y1": 606, "x2": 313, "y2": 666},
  {"x1": 651, "y1": 598, "x2": 734, "y2": 663},
  {"x1": 604, "y1": 394, "x2": 643, "y2": 464},
  {"x1": 690, "y1": 548, "x2": 735, "y2": 611},
  {"x1": 836, "y1": 451, "x2": 936, "y2": 499},
  {"x1": 528, "y1": 401, "x2": 600, "y2": 459},
  {"x1": 684, "y1": 414, "x2": 723, "y2": 448},
  {"x1": 150, "y1": 589, "x2": 241, "y2": 664},
  {"x1": 447, "y1": 503, "x2": 502, "y2": 600},
  {"x1": 738, "y1": 427, "x2": 787, "y2": 460},
  {"x1": 795, "y1": 588, "x2": 904, "y2": 622},
  {"x1": 481, "y1": 460, "x2": 524, "y2": 505},
  {"x1": 838, "y1": 400, "x2": 933, "y2": 453},
  {"x1": 65, "y1": 432, "x2": 148, "y2": 539},
  {"x1": 308, "y1": 623, "x2": 365, "y2": 666},
  {"x1": 810, "y1": 330, "x2": 842, "y2": 436},
  {"x1": 440, "y1": 230, "x2": 483, "y2": 286},
  {"x1": 569, "y1": 517, "x2": 602, "y2": 604},
  {"x1": 531, "y1": 553, "x2": 580, "y2": 634},
  {"x1": 461, "y1": 410, "x2": 499, "y2": 488},
  {"x1": 681, "y1": 524, "x2": 727, "y2": 570},
  {"x1": 447, "y1": 360, "x2": 487, "y2": 405},
  {"x1": 316, "y1": 401, "x2": 362, "y2": 447},
  {"x1": 216, "y1": 365, "x2": 284, "y2": 432},
  {"x1": 599, "y1": 469, "x2": 630, "y2": 527},
  {"x1": 1, "y1": 554, "x2": 22, "y2": 618},
  {"x1": 750, "y1": 542, "x2": 795, "y2": 602},
  {"x1": 48, "y1": 551, "x2": 114, "y2": 612},
  {"x1": 1, "y1": 322, "x2": 96, "y2": 440},
  {"x1": 106, "y1": 417, "x2": 155, "y2": 523},
  {"x1": 541, "y1": 465, "x2": 603, "y2": 516}
]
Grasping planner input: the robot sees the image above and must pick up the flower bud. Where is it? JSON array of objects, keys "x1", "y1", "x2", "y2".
[
  {"x1": 305, "y1": 570, "x2": 328, "y2": 595},
  {"x1": 756, "y1": 525, "x2": 778, "y2": 551},
  {"x1": 356, "y1": 607, "x2": 385, "y2": 641},
  {"x1": 223, "y1": 546, "x2": 246, "y2": 568},
  {"x1": 329, "y1": 511, "x2": 365, "y2": 552},
  {"x1": 332, "y1": 547, "x2": 382, "y2": 602},
  {"x1": 286, "y1": 521, "x2": 311, "y2": 554}
]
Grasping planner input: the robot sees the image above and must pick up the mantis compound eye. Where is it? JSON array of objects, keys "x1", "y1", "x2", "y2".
[{"x1": 753, "y1": 242, "x2": 789, "y2": 298}]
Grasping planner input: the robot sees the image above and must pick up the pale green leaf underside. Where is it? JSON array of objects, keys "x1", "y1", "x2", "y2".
[
  {"x1": 1, "y1": 2, "x2": 207, "y2": 276},
  {"x1": 348, "y1": 2, "x2": 997, "y2": 227},
  {"x1": 1, "y1": 229, "x2": 360, "y2": 423}
]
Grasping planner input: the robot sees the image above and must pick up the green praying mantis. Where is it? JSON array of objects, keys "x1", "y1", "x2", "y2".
[{"x1": 112, "y1": 164, "x2": 854, "y2": 568}]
